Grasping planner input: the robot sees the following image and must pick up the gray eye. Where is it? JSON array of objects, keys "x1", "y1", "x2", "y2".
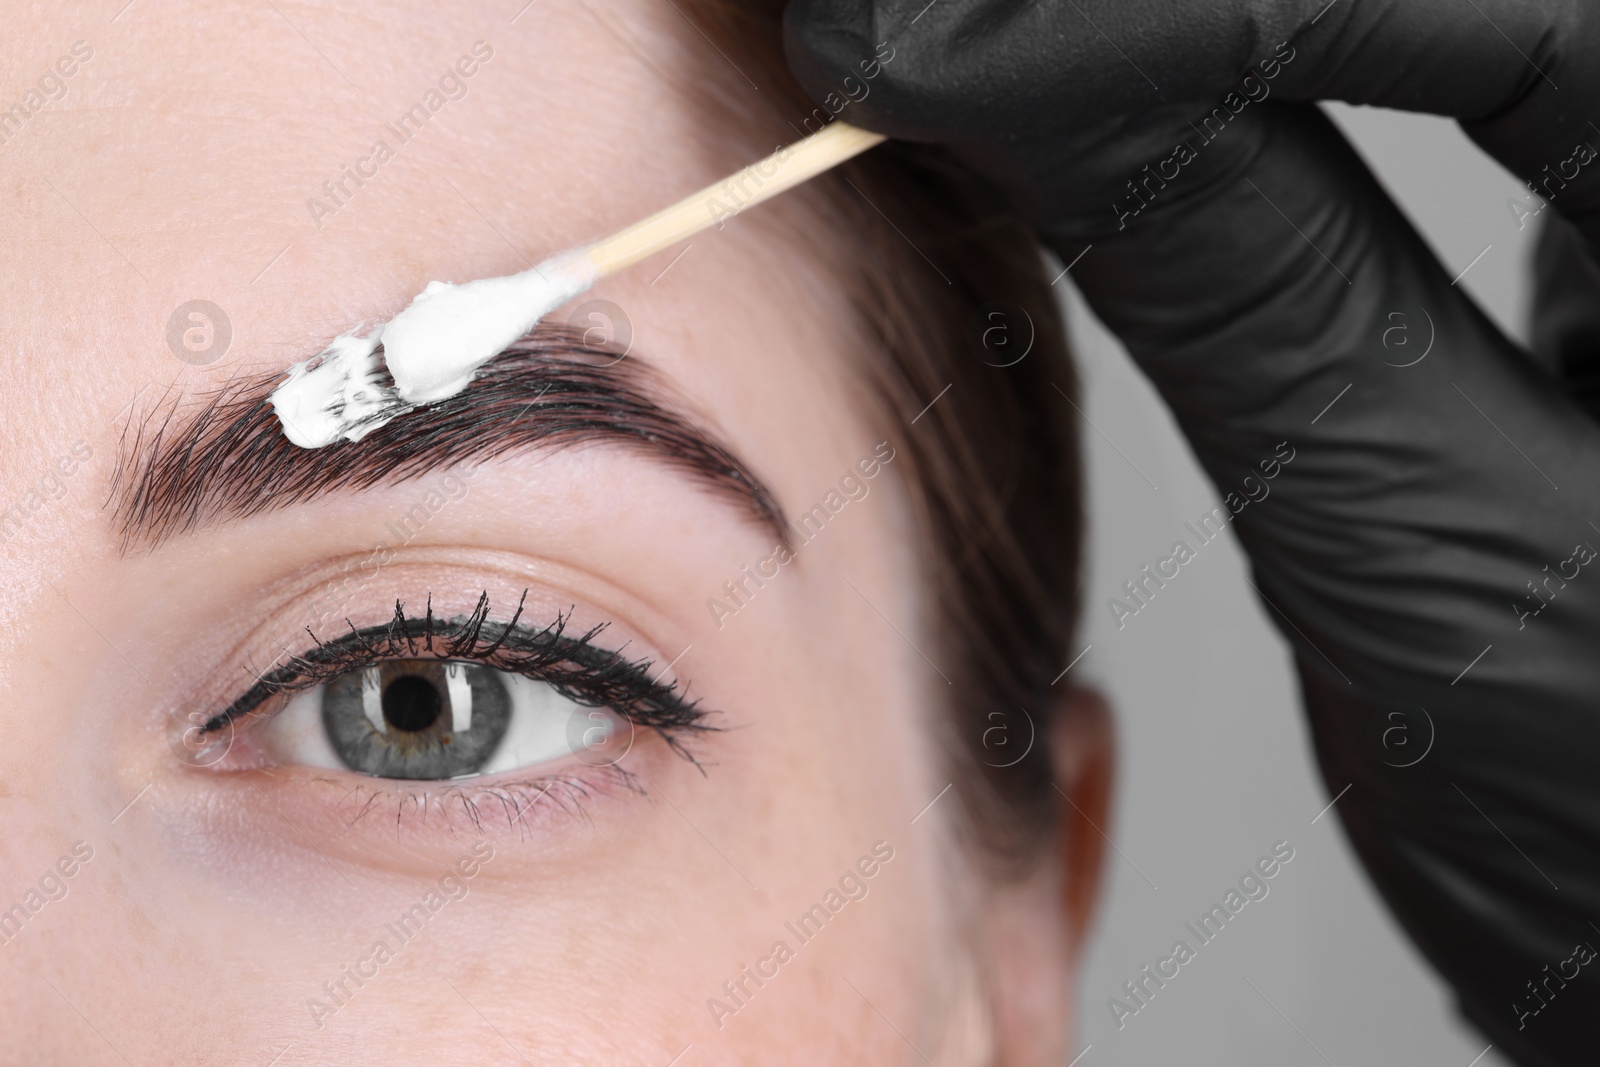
[
  {"x1": 257, "y1": 659, "x2": 618, "y2": 781},
  {"x1": 322, "y1": 661, "x2": 512, "y2": 779}
]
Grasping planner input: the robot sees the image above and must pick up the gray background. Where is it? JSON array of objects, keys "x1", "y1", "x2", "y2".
[{"x1": 1064, "y1": 102, "x2": 1533, "y2": 1066}]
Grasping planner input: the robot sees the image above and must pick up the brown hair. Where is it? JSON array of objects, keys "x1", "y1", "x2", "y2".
[{"x1": 670, "y1": 1, "x2": 1084, "y2": 871}]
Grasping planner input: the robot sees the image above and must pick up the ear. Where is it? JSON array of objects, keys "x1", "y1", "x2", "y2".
[
  {"x1": 980, "y1": 685, "x2": 1114, "y2": 1067},
  {"x1": 1053, "y1": 685, "x2": 1115, "y2": 947}
]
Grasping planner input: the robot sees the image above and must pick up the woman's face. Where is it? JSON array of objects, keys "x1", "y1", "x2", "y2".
[{"x1": 0, "y1": 2, "x2": 1096, "y2": 1063}]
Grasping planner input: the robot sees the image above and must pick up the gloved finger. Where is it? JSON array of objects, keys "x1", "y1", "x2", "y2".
[
  {"x1": 781, "y1": 0, "x2": 1227, "y2": 140},
  {"x1": 1067, "y1": 100, "x2": 1600, "y2": 1064},
  {"x1": 781, "y1": 0, "x2": 1595, "y2": 131},
  {"x1": 783, "y1": 0, "x2": 1600, "y2": 240},
  {"x1": 1530, "y1": 214, "x2": 1600, "y2": 417}
]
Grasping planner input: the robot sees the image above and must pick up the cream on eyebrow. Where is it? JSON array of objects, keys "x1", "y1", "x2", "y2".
[
  {"x1": 268, "y1": 252, "x2": 596, "y2": 450},
  {"x1": 114, "y1": 329, "x2": 791, "y2": 550}
]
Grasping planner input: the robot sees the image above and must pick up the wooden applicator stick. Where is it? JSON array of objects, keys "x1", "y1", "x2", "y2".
[{"x1": 582, "y1": 121, "x2": 886, "y2": 276}]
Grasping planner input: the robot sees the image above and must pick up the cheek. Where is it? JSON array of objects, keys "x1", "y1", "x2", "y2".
[{"x1": 641, "y1": 491, "x2": 959, "y2": 1055}]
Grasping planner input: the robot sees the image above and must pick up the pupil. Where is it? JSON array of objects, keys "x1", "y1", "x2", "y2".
[{"x1": 382, "y1": 674, "x2": 442, "y2": 733}]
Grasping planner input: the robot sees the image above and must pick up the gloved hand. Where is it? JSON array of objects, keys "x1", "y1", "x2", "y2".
[{"x1": 785, "y1": 2, "x2": 1600, "y2": 1063}]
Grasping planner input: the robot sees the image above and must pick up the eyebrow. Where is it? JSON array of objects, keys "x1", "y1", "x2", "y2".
[{"x1": 111, "y1": 323, "x2": 788, "y2": 551}]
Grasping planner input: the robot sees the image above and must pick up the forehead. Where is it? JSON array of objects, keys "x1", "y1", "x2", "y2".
[
  {"x1": 0, "y1": 0, "x2": 864, "y2": 542},
  {"x1": 0, "y1": 2, "x2": 799, "y2": 398}
]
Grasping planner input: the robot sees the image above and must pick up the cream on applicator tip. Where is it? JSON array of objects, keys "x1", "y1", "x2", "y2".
[{"x1": 269, "y1": 122, "x2": 885, "y2": 449}]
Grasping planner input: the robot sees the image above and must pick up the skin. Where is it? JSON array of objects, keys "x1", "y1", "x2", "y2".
[{"x1": 0, "y1": 2, "x2": 1111, "y2": 1063}]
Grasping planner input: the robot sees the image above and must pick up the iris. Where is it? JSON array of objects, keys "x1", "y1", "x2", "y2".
[{"x1": 321, "y1": 660, "x2": 511, "y2": 779}]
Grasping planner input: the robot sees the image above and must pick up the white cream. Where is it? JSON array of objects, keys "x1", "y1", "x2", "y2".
[
  {"x1": 268, "y1": 326, "x2": 403, "y2": 449},
  {"x1": 267, "y1": 251, "x2": 597, "y2": 448},
  {"x1": 381, "y1": 251, "x2": 597, "y2": 404}
]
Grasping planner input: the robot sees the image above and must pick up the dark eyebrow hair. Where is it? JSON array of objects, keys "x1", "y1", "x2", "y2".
[{"x1": 111, "y1": 323, "x2": 788, "y2": 552}]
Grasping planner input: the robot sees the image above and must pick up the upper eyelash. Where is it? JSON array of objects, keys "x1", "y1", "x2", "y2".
[{"x1": 204, "y1": 590, "x2": 713, "y2": 763}]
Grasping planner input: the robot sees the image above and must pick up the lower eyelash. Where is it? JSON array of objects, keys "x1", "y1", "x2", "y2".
[{"x1": 321, "y1": 763, "x2": 646, "y2": 838}]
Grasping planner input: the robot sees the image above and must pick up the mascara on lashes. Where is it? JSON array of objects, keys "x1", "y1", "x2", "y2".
[{"x1": 201, "y1": 592, "x2": 711, "y2": 759}]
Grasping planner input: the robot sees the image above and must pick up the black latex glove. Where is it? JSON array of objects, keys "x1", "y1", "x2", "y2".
[{"x1": 785, "y1": 2, "x2": 1600, "y2": 1063}]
